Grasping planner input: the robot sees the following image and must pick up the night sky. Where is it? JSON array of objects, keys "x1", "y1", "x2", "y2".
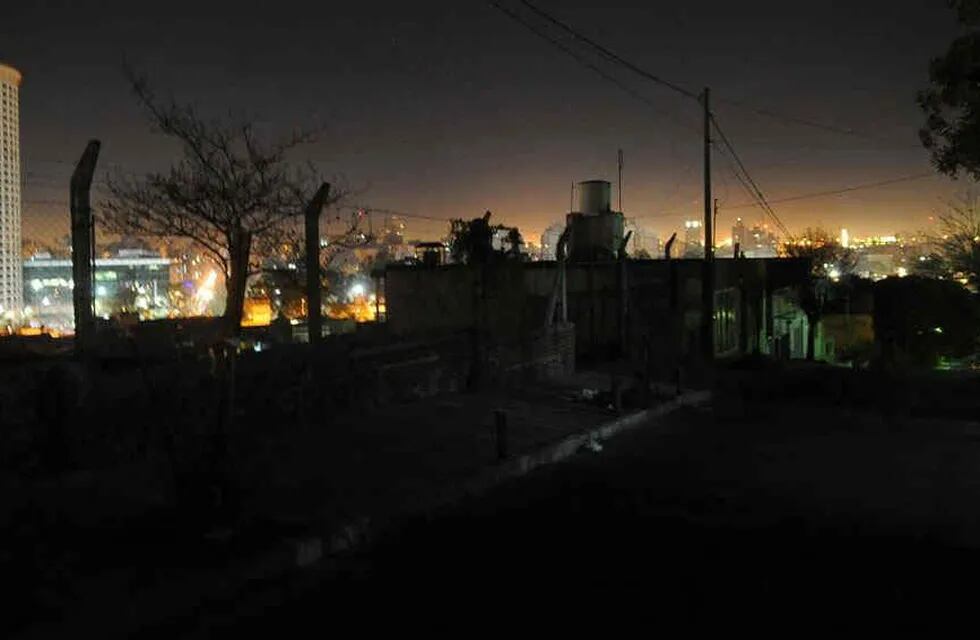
[{"x1": 2, "y1": 0, "x2": 968, "y2": 243}]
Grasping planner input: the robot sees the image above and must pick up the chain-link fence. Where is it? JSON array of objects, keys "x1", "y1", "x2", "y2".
[{"x1": 20, "y1": 157, "x2": 451, "y2": 337}]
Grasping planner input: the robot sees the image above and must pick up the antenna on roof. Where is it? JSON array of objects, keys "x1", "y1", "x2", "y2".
[{"x1": 617, "y1": 148, "x2": 624, "y2": 212}]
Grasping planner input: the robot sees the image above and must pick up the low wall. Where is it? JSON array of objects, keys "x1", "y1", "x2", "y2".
[{"x1": 0, "y1": 321, "x2": 576, "y2": 477}]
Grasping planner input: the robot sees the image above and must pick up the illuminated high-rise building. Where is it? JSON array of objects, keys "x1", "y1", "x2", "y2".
[
  {"x1": 683, "y1": 219, "x2": 703, "y2": 257},
  {"x1": 0, "y1": 63, "x2": 22, "y2": 316},
  {"x1": 732, "y1": 217, "x2": 747, "y2": 254}
]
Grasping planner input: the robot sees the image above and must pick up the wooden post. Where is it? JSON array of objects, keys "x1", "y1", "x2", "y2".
[
  {"x1": 642, "y1": 335, "x2": 653, "y2": 408},
  {"x1": 494, "y1": 409, "x2": 508, "y2": 460},
  {"x1": 611, "y1": 373, "x2": 623, "y2": 413},
  {"x1": 70, "y1": 140, "x2": 100, "y2": 351},
  {"x1": 701, "y1": 88, "x2": 715, "y2": 363},
  {"x1": 765, "y1": 283, "x2": 774, "y2": 356},
  {"x1": 618, "y1": 231, "x2": 631, "y2": 358},
  {"x1": 305, "y1": 183, "x2": 331, "y2": 345}
]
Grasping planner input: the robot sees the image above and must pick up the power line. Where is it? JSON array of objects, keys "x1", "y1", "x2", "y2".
[
  {"x1": 714, "y1": 97, "x2": 922, "y2": 149},
  {"x1": 517, "y1": 0, "x2": 700, "y2": 101},
  {"x1": 497, "y1": 0, "x2": 893, "y2": 240},
  {"x1": 23, "y1": 199, "x2": 68, "y2": 207},
  {"x1": 516, "y1": 1, "x2": 919, "y2": 152},
  {"x1": 717, "y1": 148, "x2": 784, "y2": 234},
  {"x1": 631, "y1": 211, "x2": 689, "y2": 220},
  {"x1": 339, "y1": 205, "x2": 453, "y2": 224},
  {"x1": 710, "y1": 114, "x2": 789, "y2": 235},
  {"x1": 725, "y1": 172, "x2": 937, "y2": 210},
  {"x1": 485, "y1": 1, "x2": 698, "y2": 134},
  {"x1": 715, "y1": 143, "x2": 784, "y2": 233}
]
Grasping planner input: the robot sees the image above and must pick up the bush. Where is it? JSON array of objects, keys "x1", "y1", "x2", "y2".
[{"x1": 874, "y1": 276, "x2": 979, "y2": 368}]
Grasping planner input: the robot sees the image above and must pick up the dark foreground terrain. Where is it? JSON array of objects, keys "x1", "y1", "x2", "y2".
[{"x1": 157, "y1": 401, "x2": 980, "y2": 634}]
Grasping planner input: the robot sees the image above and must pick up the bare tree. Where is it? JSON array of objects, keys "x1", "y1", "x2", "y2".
[
  {"x1": 447, "y1": 211, "x2": 527, "y2": 264},
  {"x1": 781, "y1": 227, "x2": 857, "y2": 279},
  {"x1": 930, "y1": 191, "x2": 980, "y2": 287},
  {"x1": 102, "y1": 68, "x2": 343, "y2": 333}
]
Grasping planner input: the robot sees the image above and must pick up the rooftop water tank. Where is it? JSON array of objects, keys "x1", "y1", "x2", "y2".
[{"x1": 577, "y1": 180, "x2": 611, "y2": 215}]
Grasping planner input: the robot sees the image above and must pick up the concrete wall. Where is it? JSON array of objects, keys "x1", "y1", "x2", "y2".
[
  {"x1": 384, "y1": 257, "x2": 811, "y2": 374},
  {"x1": 385, "y1": 266, "x2": 478, "y2": 336},
  {"x1": 385, "y1": 263, "x2": 542, "y2": 342}
]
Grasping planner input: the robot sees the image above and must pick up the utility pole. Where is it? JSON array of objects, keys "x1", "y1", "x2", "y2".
[
  {"x1": 701, "y1": 87, "x2": 715, "y2": 362},
  {"x1": 305, "y1": 182, "x2": 331, "y2": 345}
]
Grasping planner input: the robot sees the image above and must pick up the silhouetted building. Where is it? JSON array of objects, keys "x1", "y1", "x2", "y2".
[
  {"x1": 732, "y1": 218, "x2": 747, "y2": 254},
  {"x1": 683, "y1": 220, "x2": 703, "y2": 258},
  {"x1": 735, "y1": 221, "x2": 777, "y2": 258}
]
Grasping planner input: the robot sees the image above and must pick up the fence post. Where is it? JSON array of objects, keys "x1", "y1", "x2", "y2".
[
  {"x1": 70, "y1": 140, "x2": 100, "y2": 352},
  {"x1": 494, "y1": 409, "x2": 508, "y2": 460},
  {"x1": 611, "y1": 373, "x2": 623, "y2": 413},
  {"x1": 642, "y1": 335, "x2": 653, "y2": 407},
  {"x1": 305, "y1": 183, "x2": 331, "y2": 345}
]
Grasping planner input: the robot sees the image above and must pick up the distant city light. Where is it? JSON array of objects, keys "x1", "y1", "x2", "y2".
[
  {"x1": 896, "y1": 267, "x2": 908, "y2": 278},
  {"x1": 840, "y1": 228, "x2": 850, "y2": 248},
  {"x1": 194, "y1": 270, "x2": 218, "y2": 314}
]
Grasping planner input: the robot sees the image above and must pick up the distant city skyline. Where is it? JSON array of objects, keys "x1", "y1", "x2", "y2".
[{"x1": 3, "y1": 1, "x2": 971, "y2": 246}]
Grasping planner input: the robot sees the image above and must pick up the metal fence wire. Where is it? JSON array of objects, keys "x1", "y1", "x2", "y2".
[{"x1": 20, "y1": 157, "x2": 447, "y2": 335}]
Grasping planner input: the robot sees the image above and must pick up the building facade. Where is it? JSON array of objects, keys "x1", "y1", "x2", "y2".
[
  {"x1": 683, "y1": 220, "x2": 703, "y2": 257},
  {"x1": 383, "y1": 257, "x2": 812, "y2": 377},
  {"x1": 24, "y1": 254, "x2": 173, "y2": 330},
  {"x1": 539, "y1": 222, "x2": 565, "y2": 260},
  {"x1": 732, "y1": 218, "x2": 778, "y2": 258},
  {"x1": 0, "y1": 64, "x2": 22, "y2": 317}
]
